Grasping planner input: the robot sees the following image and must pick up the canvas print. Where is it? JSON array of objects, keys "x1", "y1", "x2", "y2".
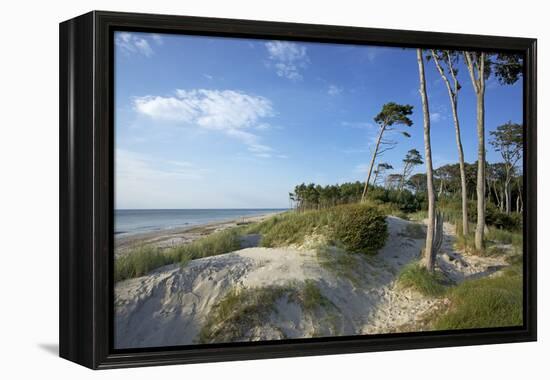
[{"x1": 113, "y1": 31, "x2": 524, "y2": 349}]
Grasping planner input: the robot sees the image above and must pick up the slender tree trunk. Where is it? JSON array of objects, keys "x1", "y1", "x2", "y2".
[
  {"x1": 474, "y1": 89, "x2": 486, "y2": 250},
  {"x1": 399, "y1": 165, "x2": 408, "y2": 192},
  {"x1": 417, "y1": 49, "x2": 437, "y2": 272},
  {"x1": 372, "y1": 170, "x2": 379, "y2": 187},
  {"x1": 517, "y1": 177, "x2": 523, "y2": 213},
  {"x1": 361, "y1": 125, "x2": 386, "y2": 202},
  {"x1": 493, "y1": 181, "x2": 501, "y2": 210},
  {"x1": 464, "y1": 51, "x2": 486, "y2": 251},
  {"x1": 432, "y1": 51, "x2": 469, "y2": 236},
  {"x1": 505, "y1": 178, "x2": 511, "y2": 214}
]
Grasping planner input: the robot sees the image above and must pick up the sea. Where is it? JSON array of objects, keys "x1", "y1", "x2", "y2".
[{"x1": 115, "y1": 209, "x2": 286, "y2": 236}]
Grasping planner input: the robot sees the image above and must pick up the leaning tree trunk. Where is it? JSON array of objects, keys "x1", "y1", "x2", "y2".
[
  {"x1": 361, "y1": 125, "x2": 386, "y2": 202},
  {"x1": 417, "y1": 49, "x2": 437, "y2": 272}
]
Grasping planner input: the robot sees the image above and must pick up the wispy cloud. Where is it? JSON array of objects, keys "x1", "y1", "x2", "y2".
[
  {"x1": 430, "y1": 112, "x2": 442, "y2": 123},
  {"x1": 133, "y1": 89, "x2": 281, "y2": 158},
  {"x1": 327, "y1": 84, "x2": 343, "y2": 96},
  {"x1": 115, "y1": 32, "x2": 160, "y2": 57},
  {"x1": 116, "y1": 149, "x2": 206, "y2": 181},
  {"x1": 353, "y1": 163, "x2": 371, "y2": 174},
  {"x1": 341, "y1": 121, "x2": 375, "y2": 130},
  {"x1": 265, "y1": 41, "x2": 309, "y2": 80}
]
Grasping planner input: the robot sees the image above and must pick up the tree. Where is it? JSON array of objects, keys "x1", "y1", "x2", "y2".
[
  {"x1": 417, "y1": 48, "x2": 437, "y2": 272},
  {"x1": 407, "y1": 173, "x2": 427, "y2": 193},
  {"x1": 463, "y1": 52, "x2": 523, "y2": 249},
  {"x1": 399, "y1": 149, "x2": 423, "y2": 191},
  {"x1": 373, "y1": 162, "x2": 393, "y2": 186},
  {"x1": 385, "y1": 174, "x2": 403, "y2": 190},
  {"x1": 490, "y1": 122, "x2": 522, "y2": 214},
  {"x1": 360, "y1": 102, "x2": 413, "y2": 202},
  {"x1": 429, "y1": 49, "x2": 469, "y2": 236}
]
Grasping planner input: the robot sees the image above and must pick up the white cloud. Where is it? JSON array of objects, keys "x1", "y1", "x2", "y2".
[
  {"x1": 133, "y1": 89, "x2": 278, "y2": 158},
  {"x1": 265, "y1": 41, "x2": 309, "y2": 80},
  {"x1": 115, "y1": 32, "x2": 155, "y2": 57},
  {"x1": 328, "y1": 85, "x2": 343, "y2": 96},
  {"x1": 151, "y1": 34, "x2": 164, "y2": 45}
]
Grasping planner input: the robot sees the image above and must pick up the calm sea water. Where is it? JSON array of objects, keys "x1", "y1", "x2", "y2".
[{"x1": 115, "y1": 209, "x2": 286, "y2": 236}]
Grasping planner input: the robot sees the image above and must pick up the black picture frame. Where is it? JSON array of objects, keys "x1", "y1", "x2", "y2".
[{"x1": 59, "y1": 10, "x2": 537, "y2": 369}]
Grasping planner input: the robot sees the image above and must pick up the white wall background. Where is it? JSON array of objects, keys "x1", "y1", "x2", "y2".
[{"x1": 0, "y1": 0, "x2": 546, "y2": 377}]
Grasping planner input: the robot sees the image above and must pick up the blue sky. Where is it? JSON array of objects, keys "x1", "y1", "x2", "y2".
[{"x1": 114, "y1": 32, "x2": 523, "y2": 209}]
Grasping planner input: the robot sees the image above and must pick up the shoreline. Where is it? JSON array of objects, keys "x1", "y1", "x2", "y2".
[{"x1": 115, "y1": 211, "x2": 284, "y2": 255}]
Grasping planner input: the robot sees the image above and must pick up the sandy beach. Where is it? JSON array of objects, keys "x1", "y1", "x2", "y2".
[{"x1": 115, "y1": 211, "x2": 283, "y2": 256}]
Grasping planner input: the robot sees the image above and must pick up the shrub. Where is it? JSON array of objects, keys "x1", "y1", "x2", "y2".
[
  {"x1": 366, "y1": 187, "x2": 423, "y2": 213},
  {"x1": 486, "y1": 208, "x2": 522, "y2": 231},
  {"x1": 332, "y1": 204, "x2": 388, "y2": 254}
]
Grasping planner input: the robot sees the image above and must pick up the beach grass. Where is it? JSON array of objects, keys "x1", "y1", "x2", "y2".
[
  {"x1": 198, "y1": 280, "x2": 335, "y2": 343},
  {"x1": 198, "y1": 285, "x2": 290, "y2": 343},
  {"x1": 115, "y1": 228, "x2": 241, "y2": 282},
  {"x1": 397, "y1": 261, "x2": 447, "y2": 297},
  {"x1": 434, "y1": 265, "x2": 523, "y2": 330}
]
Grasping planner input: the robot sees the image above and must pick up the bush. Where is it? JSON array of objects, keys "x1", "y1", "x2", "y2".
[
  {"x1": 248, "y1": 204, "x2": 388, "y2": 255},
  {"x1": 366, "y1": 187, "x2": 423, "y2": 213},
  {"x1": 332, "y1": 204, "x2": 388, "y2": 254},
  {"x1": 486, "y1": 207, "x2": 522, "y2": 231}
]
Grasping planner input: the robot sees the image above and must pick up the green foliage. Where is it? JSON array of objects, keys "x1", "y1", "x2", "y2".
[
  {"x1": 251, "y1": 204, "x2": 388, "y2": 255},
  {"x1": 367, "y1": 187, "x2": 424, "y2": 214},
  {"x1": 115, "y1": 229, "x2": 242, "y2": 282},
  {"x1": 398, "y1": 262, "x2": 447, "y2": 296},
  {"x1": 486, "y1": 207, "x2": 522, "y2": 231},
  {"x1": 434, "y1": 266, "x2": 523, "y2": 329},
  {"x1": 485, "y1": 227, "x2": 523, "y2": 248},
  {"x1": 332, "y1": 204, "x2": 388, "y2": 253},
  {"x1": 374, "y1": 102, "x2": 414, "y2": 127}
]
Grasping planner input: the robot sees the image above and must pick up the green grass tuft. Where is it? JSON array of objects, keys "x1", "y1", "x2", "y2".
[
  {"x1": 434, "y1": 265, "x2": 523, "y2": 330},
  {"x1": 115, "y1": 229, "x2": 242, "y2": 282},
  {"x1": 198, "y1": 280, "x2": 336, "y2": 343},
  {"x1": 398, "y1": 262, "x2": 447, "y2": 296}
]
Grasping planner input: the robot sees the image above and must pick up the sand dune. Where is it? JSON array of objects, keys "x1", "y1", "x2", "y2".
[{"x1": 115, "y1": 216, "x2": 510, "y2": 349}]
